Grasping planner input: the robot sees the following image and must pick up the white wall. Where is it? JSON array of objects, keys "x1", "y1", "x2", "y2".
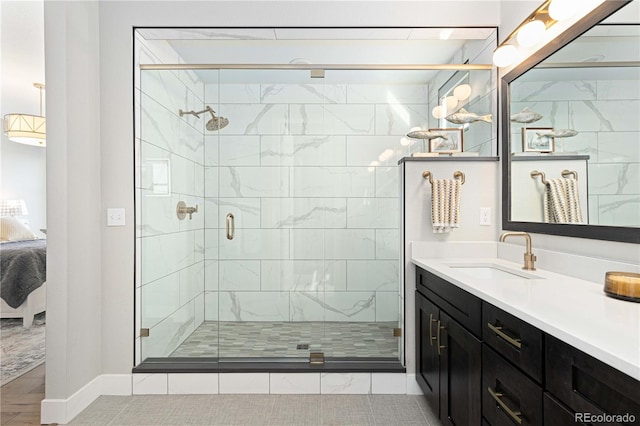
[
  {"x1": 0, "y1": 1, "x2": 46, "y2": 236},
  {"x1": 45, "y1": 0, "x2": 505, "y2": 406},
  {"x1": 402, "y1": 159, "x2": 500, "y2": 373},
  {"x1": 44, "y1": 0, "x2": 102, "y2": 403}
]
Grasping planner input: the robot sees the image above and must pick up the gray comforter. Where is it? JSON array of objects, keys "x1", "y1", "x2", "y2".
[{"x1": 0, "y1": 239, "x2": 46, "y2": 309}]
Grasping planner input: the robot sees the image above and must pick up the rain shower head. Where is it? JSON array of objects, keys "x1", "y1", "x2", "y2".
[
  {"x1": 205, "y1": 106, "x2": 229, "y2": 131},
  {"x1": 178, "y1": 106, "x2": 229, "y2": 131}
]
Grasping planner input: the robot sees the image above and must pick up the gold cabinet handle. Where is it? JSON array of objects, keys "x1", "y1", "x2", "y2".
[
  {"x1": 429, "y1": 314, "x2": 438, "y2": 346},
  {"x1": 487, "y1": 322, "x2": 522, "y2": 349},
  {"x1": 487, "y1": 387, "x2": 523, "y2": 425},
  {"x1": 437, "y1": 320, "x2": 446, "y2": 355},
  {"x1": 226, "y1": 213, "x2": 235, "y2": 240}
]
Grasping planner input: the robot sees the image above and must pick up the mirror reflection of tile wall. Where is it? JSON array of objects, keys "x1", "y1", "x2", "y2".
[{"x1": 511, "y1": 67, "x2": 640, "y2": 227}]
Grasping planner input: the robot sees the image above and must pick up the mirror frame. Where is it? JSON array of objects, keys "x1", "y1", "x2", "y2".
[{"x1": 501, "y1": 0, "x2": 640, "y2": 244}]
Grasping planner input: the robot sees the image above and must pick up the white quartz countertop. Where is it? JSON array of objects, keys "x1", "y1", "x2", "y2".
[{"x1": 412, "y1": 256, "x2": 640, "y2": 381}]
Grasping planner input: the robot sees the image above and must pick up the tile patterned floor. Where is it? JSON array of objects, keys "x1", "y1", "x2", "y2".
[
  {"x1": 68, "y1": 394, "x2": 440, "y2": 425},
  {"x1": 170, "y1": 322, "x2": 399, "y2": 358}
]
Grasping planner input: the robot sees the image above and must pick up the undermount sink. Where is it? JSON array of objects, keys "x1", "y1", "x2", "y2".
[{"x1": 446, "y1": 263, "x2": 541, "y2": 280}]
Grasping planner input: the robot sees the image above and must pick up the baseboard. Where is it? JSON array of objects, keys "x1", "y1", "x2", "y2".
[
  {"x1": 101, "y1": 374, "x2": 133, "y2": 395},
  {"x1": 41, "y1": 374, "x2": 132, "y2": 424},
  {"x1": 406, "y1": 374, "x2": 424, "y2": 395}
]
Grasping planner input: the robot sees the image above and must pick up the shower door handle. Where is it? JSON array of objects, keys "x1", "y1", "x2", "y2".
[{"x1": 226, "y1": 213, "x2": 235, "y2": 240}]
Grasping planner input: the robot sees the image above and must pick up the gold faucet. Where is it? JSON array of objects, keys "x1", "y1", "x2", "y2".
[{"x1": 499, "y1": 231, "x2": 537, "y2": 271}]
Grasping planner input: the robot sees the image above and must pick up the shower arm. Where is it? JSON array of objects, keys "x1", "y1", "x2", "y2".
[{"x1": 178, "y1": 106, "x2": 218, "y2": 119}]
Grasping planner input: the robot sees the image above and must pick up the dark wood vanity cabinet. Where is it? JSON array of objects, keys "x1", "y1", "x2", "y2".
[
  {"x1": 545, "y1": 335, "x2": 640, "y2": 426},
  {"x1": 415, "y1": 265, "x2": 640, "y2": 426},
  {"x1": 416, "y1": 268, "x2": 482, "y2": 425}
]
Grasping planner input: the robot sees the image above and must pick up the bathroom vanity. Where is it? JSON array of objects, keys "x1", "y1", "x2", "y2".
[{"x1": 412, "y1": 257, "x2": 640, "y2": 426}]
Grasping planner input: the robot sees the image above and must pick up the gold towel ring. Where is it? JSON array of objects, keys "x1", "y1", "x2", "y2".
[
  {"x1": 530, "y1": 170, "x2": 548, "y2": 185},
  {"x1": 422, "y1": 170, "x2": 465, "y2": 185}
]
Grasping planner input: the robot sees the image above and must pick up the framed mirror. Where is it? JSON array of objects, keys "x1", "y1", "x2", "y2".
[{"x1": 502, "y1": 0, "x2": 640, "y2": 243}]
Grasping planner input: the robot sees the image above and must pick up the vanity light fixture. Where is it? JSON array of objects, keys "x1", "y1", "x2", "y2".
[
  {"x1": 517, "y1": 19, "x2": 547, "y2": 47},
  {"x1": 548, "y1": 0, "x2": 577, "y2": 21},
  {"x1": 493, "y1": 0, "x2": 559, "y2": 67},
  {"x1": 3, "y1": 83, "x2": 46, "y2": 147}
]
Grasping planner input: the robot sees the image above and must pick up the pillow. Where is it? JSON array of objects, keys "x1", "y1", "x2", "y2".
[{"x1": 0, "y1": 216, "x2": 37, "y2": 242}]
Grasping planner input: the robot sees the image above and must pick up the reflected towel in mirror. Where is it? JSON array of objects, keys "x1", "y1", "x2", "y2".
[{"x1": 543, "y1": 178, "x2": 584, "y2": 224}]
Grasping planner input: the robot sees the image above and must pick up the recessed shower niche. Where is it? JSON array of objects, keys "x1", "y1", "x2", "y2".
[{"x1": 133, "y1": 27, "x2": 497, "y2": 371}]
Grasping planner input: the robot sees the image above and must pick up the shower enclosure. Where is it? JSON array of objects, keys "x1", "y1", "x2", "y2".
[
  {"x1": 134, "y1": 28, "x2": 495, "y2": 369},
  {"x1": 137, "y1": 67, "x2": 413, "y2": 367}
]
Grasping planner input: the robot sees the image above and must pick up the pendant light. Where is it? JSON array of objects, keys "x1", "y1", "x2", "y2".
[{"x1": 3, "y1": 83, "x2": 46, "y2": 147}]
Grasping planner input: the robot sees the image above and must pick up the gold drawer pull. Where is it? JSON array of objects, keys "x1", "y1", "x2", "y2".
[
  {"x1": 487, "y1": 387, "x2": 523, "y2": 425},
  {"x1": 429, "y1": 314, "x2": 438, "y2": 346},
  {"x1": 437, "y1": 320, "x2": 446, "y2": 355},
  {"x1": 487, "y1": 322, "x2": 522, "y2": 349}
]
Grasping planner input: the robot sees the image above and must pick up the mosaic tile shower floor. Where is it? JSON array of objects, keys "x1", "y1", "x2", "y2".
[{"x1": 170, "y1": 321, "x2": 399, "y2": 358}]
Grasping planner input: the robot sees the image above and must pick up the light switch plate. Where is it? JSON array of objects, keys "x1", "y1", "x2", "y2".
[{"x1": 107, "y1": 208, "x2": 126, "y2": 227}]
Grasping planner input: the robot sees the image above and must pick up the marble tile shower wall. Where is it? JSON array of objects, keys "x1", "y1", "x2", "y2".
[
  {"x1": 137, "y1": 67, "x2": 206, "y2": 359},
  {"x1": 511, "y1": 77, "x2": 640, "y2": 226},
  {"x1": 202, "y1": 81, "x2": 428, "y2": 324}
]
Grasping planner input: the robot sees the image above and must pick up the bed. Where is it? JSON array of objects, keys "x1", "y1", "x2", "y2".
[{"x1": 0, "y1": 239, "x2": 47, "y2": 328}]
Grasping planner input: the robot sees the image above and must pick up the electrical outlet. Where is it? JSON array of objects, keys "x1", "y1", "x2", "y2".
[
  {"x1": 480, "y1": 207, "x2": 491, "y2": 226},
  {"x1": 107, "y1": 208, "x2": 126, "y2": 227}
]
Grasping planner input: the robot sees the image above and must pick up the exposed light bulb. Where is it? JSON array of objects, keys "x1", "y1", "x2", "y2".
[
  {"x1": 432, "y1": 106, "x2": 444, "y2": 119},
  {"x1": 493, "y1": 44, "x2": 518, "y2": 67},
  {"x1": 549, "y1": 0, "x2": 576, "y2": 21},
  {"x1": 453, "y1": 84, "x2": 472, "y2": 101},
  {"x1": 444, "y1": 96, "x2": 458, "y2": 111},
  {"x1": 517, "y1": 20, "x2": 546, "y2": 47}
]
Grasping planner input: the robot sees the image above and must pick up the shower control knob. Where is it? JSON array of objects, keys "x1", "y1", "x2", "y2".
[{"x1": 176, "y1": 201, "x2": 198, "y2": 220}]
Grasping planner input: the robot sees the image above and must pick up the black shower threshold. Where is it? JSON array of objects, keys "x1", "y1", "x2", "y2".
[{"x1": 133, "y1": 357, "x2": 405, "y2": 374}]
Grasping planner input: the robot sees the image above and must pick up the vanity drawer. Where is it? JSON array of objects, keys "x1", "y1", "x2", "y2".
[
  {"x1": 483, "y1": 345, "x2": 543, "y2": 426},
  {"x1": 546, "y1": 335, "x2": 640, "y2": 423},
  {"x1": 482, "y1": 302, "x2": 543, "y2": 384},
  {"x1": 543, "y1": 393, "x2": 586, "y2": 426},
  {"x1": 416, "y1": 266, "x2": 482, "y2": 337}
]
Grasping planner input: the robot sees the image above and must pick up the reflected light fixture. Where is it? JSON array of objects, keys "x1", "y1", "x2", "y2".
[
  {"x1": 492, "y1": 0, "x2": 562, "y2": 68},
  {"x1": 432, "y1": 105, "x2": 444, "y2": 119},
  {"x1": 453, "y1": 84, "x2": 472, "y2": 101},
  {"x1": 3, "y1": 83, "x2": 46, "y2": 147},
  {"x1": 444, "y1": 96, "x2": 458, "y2": 110}
]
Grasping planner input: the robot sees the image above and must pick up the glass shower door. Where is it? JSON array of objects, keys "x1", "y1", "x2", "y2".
[{"x1": 214, "y1": 69, "x2": 324, "y2": 360}]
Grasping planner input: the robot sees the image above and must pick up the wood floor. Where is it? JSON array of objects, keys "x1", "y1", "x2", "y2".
[{"x1": 0, "y1": 364, "x2": 46, "y2": 425}]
